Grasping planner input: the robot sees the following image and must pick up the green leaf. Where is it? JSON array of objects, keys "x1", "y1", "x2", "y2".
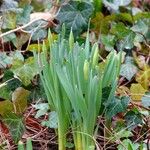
[
  {"x1": 131, "y1": 20, "x2": 148, "y2": 35},
  {"x1": 2, "y1": 70, "x2": 22, "y2": 91},
  {"x1": 101, "y1": 34, "x2": 116, "y2": 51},
  {"x1": 103, "y1": 0, "x2": 131, "y2": 11},
  {"x1": 12, "y1": 87, "x2": 30, "y2": 114},
  {"x1": 141, "y1": 92, "x2": 150, "y2": 108},
  {"x1": 7, "y1": 78, "x2": 22, "y2": 91},
  {"x1": 0, "y1": 52, "x2": 13, "y2": 68},
  {"x1": 26, "y1": 138, "x2": 33, "y2": 150},
  {"x1": 0, "y1": 84, "x2": 12, "y2": 100},
  {"x1": 3, "y1": 113, "x2": 25, "y2": 143},
  {"x1": 119, "y1": 31, "x2": 135, "y2": 49},
  {"x1": 110, "y1": 130, "x2": 133, "y2": 142},
  {"x1": 65, "y1": 142, "x2": 74, "y2": 149},
  {"x1": 120, "y1": 56, "x2": 138, "y2": 80},
  {"x1": 29, "y1": 79, "x2": 46, "y2": 100},
  {"x1": 125, "y1": 109, "x2": 143, "y2": 129},
  {"x1": 3, "y1": 33, "x2": 16, "y2": 43},
  {"x1": 42, "y1": 111, "x2": 58, "y2": 129},
  {"x1": 32, "y1": 29, "x2": 47, "y2": 41},
  {"x1": 17, "y1": 4, "x2": 32, "y2": 25},
  {"x1": 0, "y1": 0, "x2": 18, "y2": 11},
  {"x1": 105, "y1": 96, "x2": 130, "y2": 118},
  {"x1": 2, "y1": 11, "x2": 17, "y2": 29},
  {"x1": 111, "y1": 23, "x2": 135, "y2": 50},
  {"x1": 11, "y1": 57, "x2": 38, "y2": 86},
  {"x1": 33, "y1": 103, "x2": 49, "y2": 118},
  {"x1": 0, "y1": 100, "x2": 14, "y2": 116},
  {"x1": 117, "y1": 139, "x2": 139, "y2": 150},
  {"x1": 18, "y1": 141, "x2": 25, "y2": 150},
  {"x1": 30, "y1": 0, "x2": 45, "y2": 11},
  {"x1": 56, "y1": 1, "x2": 93, "y2": 35}
]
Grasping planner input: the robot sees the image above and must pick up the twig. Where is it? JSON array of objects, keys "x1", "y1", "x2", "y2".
[
  {"x1": 0, "y1": 18, "x2": 49, "y2": 38},
  {"x1": 134, "y1": 129, "x2": 150, "y2": 143},
  {"x1": 130, "y1": 102, "x2": 150, "y2": 111}
]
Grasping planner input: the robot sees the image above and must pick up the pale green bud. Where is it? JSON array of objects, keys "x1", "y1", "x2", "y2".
[
  {"x1": 18, "y1": 141, "x2": 24, "y2": 150},
  {"x1": 69, "y1": 29, "x2": 74, "y2": 51},
  {"x1": 92, "y1": 45, "x2": 99, "y2": 68},
  {"x1": 83, "y1": 60, "x2": 89, "y2": 80},
  {"x1": 48, "y1": 29, "x2": 53, "y2": 48}
]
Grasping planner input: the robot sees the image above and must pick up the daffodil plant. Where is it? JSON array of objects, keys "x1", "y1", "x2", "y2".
[{"x1": 36, "y1": 30, "x2": 121, "y2": 150}]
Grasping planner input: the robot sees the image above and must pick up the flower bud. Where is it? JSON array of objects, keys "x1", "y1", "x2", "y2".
[
  {"x1": 83, "y1": 60, "x2": 89, "y2": 80},
  {"x1": 92, "y1": 45, "x2": 99, "y2": 68},
  {"x1": 69, "y1": 29, "x2": 74, "y2": 51}
]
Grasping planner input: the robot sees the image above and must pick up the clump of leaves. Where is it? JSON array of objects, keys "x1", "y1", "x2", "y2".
[
  {"x1": 0, "y1": 86, "x2": 30, "y2": 143},
  {"x1": 36, "y1": 28, "x2": 122, "y2": 150}
]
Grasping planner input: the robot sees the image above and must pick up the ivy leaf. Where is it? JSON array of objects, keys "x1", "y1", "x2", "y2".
[
  {"x1": 33, "y1": 103, "x2": 49, "y2": 118},
  {"x1": 10, "y1": 51, "x2": 24, "y2": 62},
  {"x1": 7, "y1": 78, "x2": 22, "y2": 91},
  {"x1": 105, "y1": 96, "x2": 130, "y2": 118},
  {"x1": 3, "y1": 113, "x2": 25, "y2": 143},
  {"x1": 101, "y1": 34, "x2": 116, "y2": 51},
  {"x1": 130, "y1": 84, "x2": 147, "y2": 101},
  {"x1": 117, "y1": 139, "x2": 139, "y2": 150},
  {"x1": 3, "y1": 33, "x2": 16, "y2": 43},
  {"x1": 103, "y1": 0, "x2": 131, "y2": 12},
  {"x1": 66, "y1": 142, "x2": 74, "y2": 149},
  {"x1": 136, "y1": 66, "x2": 150, "y2": 90},
  {"x1": 0, "y1": 100, "x2": 14, "y2": 117},
  {"x1": 12, "y1": 87, "x2": 30, "y2": 115},
  {"x1": 141, "y1": 92, "x2": 150, "y2": 108},
  {"x1": 125, "y1": 109, "x2": 143, "y2": 129},
  {"x1": 0, "y1": 52, "x2": 13, "y2": 68},
  {"x1": 56, "y1": 1, "x2": 93, "y2": 35},
  {"x1": 0, "y1": 0, "x2": 18, "y2": 12},
  {"x1": 120, "y1": 56, "x2": 138, "y2": 80},
  {"x1": 111, "y1": 23, "x2": 135, "y2": 50},
  {"x1": 17, "y1": 4, "x2": 33, "y2": 25},
  {"x1": 13, "y1": 33, "x2": 30, "y2": 49},
  {"x1": 132, "y1": 7, "x2": 142, "y2": 16},
  {"x1": 32, "y1": 29, "x2": 47, "y2": 41},
  {"x1": 11, "y1": 57, "x2": 38, "y2": 86},
  {"x1": 42, "y1": 111, "x2": 58, "y2": 129},
  {"x1": 2, "y1": 11, "x2": 17, "y2": 29},
  {"x1": 110, "y1": 130, "x2": 133, "y2": 142},
  {"x1": 131, "y1": 20, "x2": 149, "y2": 43},
  {"x1": 0, "y1": 84, "x2": 12, "y2": 100},
  {"x1": 119, "y1": 31, "x2": 135, "y2": 49}
]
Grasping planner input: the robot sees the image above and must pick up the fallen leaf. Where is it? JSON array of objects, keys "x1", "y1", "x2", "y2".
[
  {"x1": 12, "y1": 87, "x2": 30, "y2": 114},
  {"x1": 136, "y1": 66, "x2": 150, "y2": 90},
  {"x1": 130, "y1": 83, "x2": 147, "y2": 101},
  {"x1": 0, "y1": 100, "x2": 14, "y2": 116}
]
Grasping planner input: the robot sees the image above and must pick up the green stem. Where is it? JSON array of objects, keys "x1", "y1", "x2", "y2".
[
  {"x1": 75, "y1": 132, "x2": 82, "y2": 150},
  {"x1": 58, "y1": 121, "x2": 66, "y2": 150}
]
